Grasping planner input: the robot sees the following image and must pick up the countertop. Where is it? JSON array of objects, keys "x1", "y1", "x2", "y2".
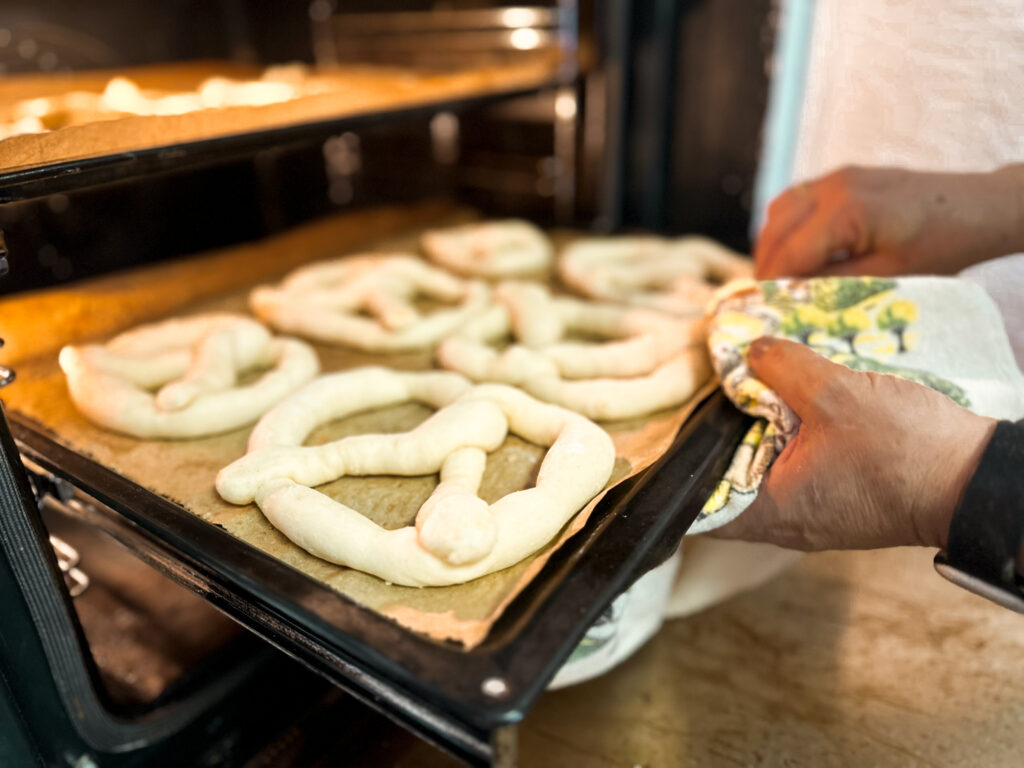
[{"x1": 342, "y1": 545, "x2": 1024, "y2": 767}]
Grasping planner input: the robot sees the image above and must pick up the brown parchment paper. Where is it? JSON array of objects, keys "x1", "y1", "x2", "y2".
[
  {"x1": 0, "y1": 57, "x2": 559, "y2": 173},
  {"x1": 0, "y1": 204, "x2": 715, "y2": 649}
]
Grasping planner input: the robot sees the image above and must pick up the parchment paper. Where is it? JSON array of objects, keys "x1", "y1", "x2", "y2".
[
  {"x1": 1, "y1": 205, "x2": 714, "y2": 649},
  {"x1": 0, "y1": 58, "x2": 559, "y2": 173}
]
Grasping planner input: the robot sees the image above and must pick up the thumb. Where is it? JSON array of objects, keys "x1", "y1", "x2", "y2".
[
  {"x1": 704, "y1": 487, "x2": 805, "y2": 550},
  {"x1": 817, "y1": 252, "x2": 902, "y2": 277},
  {"x1": 746, "y1": 337, "x2": 850, "y2": 418}
]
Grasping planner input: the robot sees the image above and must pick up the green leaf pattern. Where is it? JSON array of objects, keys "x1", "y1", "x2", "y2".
[{"x1": 703, "y1": 276, "x2": 971, "y2": 518}]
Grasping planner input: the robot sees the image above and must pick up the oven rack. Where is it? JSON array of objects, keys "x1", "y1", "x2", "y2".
[
  {"x1": 0, "y1": 78, "x2": 568, "y2": 205},
  {"x1": 6, "y1": 391, "x2": 750, "y2": 766}
]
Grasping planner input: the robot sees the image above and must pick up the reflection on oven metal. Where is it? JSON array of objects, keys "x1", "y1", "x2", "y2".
[
  {"x1": 49, "y1": 534, "x2": 90, "y2": 598},
  {"x1": 0, "y1": 229, "x2": 12, "y2": 388}
]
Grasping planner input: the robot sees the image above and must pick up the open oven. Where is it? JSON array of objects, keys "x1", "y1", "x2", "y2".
[{"x1": 0, "y1": 2, "x2": 773, "y2": 766}]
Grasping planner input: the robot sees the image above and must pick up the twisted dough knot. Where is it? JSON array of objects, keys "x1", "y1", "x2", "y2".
[
  {"x1": 215, "y1": 368, "x2": 615, "y2": 587},
  {"x1": 557, "y1": 236, "x2": 752, "y2": 314},
  {"x1": 420, "y1": 219, "x2": 553, "y2": 278},
  {"x1": 58, "y1": 313, "x2": 319, "y2": 439},
  {"x1": 250, "y1": 254, "x2": 490, "y2": 351},
  {"x1": 436, "y1": 282, "x2": 712, "y2": 421}
]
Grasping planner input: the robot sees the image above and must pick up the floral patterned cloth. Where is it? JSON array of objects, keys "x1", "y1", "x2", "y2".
[{"x1": 690, "y1": 276, "x2": 1024, "y2": 535}]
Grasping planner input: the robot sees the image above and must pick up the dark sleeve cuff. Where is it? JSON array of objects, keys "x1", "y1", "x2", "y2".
[{"x1": 946, "y1": 419, "x2": 1024, "y2": 588}]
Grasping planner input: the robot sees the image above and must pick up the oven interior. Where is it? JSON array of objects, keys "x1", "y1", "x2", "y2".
[{"x1": 0, "y1": 2, "x2": 773, "y2": 766}]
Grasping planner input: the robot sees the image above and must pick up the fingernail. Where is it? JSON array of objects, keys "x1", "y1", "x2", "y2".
[{"x1": 748, "y1": 336, "x2": 775, "y2": 361}]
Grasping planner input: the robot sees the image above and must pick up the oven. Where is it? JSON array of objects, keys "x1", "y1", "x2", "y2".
[{"x1": 0, "y1": 2, "x2": 773, "y2": 766}]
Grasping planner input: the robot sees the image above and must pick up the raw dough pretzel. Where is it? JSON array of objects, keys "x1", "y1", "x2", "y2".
[
  {"x1": 58, "y1": 313, "x2": 319, "y2": 439},
  {"x1": 558, "y1": 236, "x2": 752, "y2": 314},
  {"x1": 215, "y1": 368, "x2": 615, "y2": 587},
  {"x1": 420, "y1": 219, "x2": 554, "y2": 278},
  {"x1": 250, "y1": 254, "x2": 490, "y2": 352},
  {"x1": 437, "y1": 282, "x2": 711, "y2": 421}
]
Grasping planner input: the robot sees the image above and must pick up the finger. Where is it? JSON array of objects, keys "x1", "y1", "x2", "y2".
[
  {"x1": 817, "y1": 252, "x2": 903, "y2": 277},
  {"x1": 759, "y1": 200, "x2": 869, "y2": 278},
  {"x1": 746, "y1": 337, "x2": 849, "y2": 419},
  {"x1": 754, "y1": 185, "x2": 817, "y2": 276}
]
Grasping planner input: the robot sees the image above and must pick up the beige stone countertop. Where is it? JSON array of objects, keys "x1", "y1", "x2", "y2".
[{"x1": 372, "y1": 546, "x2": 1024, "y2": 767}]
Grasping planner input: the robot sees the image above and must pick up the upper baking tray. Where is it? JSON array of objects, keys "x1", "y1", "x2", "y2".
[{"x1": 0, "y1": 59, "x2": 562, "y2": 203}]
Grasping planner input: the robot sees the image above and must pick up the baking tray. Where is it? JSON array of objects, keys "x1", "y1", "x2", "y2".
[
  {"x1": 11, "y1": 389, "x2": 749, "y2": 765},
  {"x1": 0, "y1": 77, "x2": 561, "y2": 203}
]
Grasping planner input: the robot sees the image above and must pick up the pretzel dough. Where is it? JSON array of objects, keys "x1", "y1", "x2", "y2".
[
  {"x1": 420, "y1": 220, "x2": 553, "y2": 278},
  {"x1": 250, "y1": 254, "x2": 490, "y2": 351},
  {"x1": 437, "y1": 282, "x2": 711, "y2": 420},
  {"x1": 215, "y1": 368, "x2": 615, "y2": 587},
  {"x1": 58, "y1": 313, "x2": 319, "y2": 439},
  {"x1": 558, "y1": 236, "x2": 752, "y2": 314}
]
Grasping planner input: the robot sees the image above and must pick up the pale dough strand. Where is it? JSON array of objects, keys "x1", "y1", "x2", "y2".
[
  {"x1": 215, "y1": 369, "x2": 615, "y2": 587},
  {"x1": 250, "y1": 254, "x2": 491, "y2": 351},
  {"x1": 527, "y1": 349, "x2": 711, "y2": 421},
  {"x1": 421, "y1": 219, "x2": 554, "y2": 278},
  {"x1": 558, "y1": 235, "x2": 752, "y2": 315},
  {"x1": 437, "y1": 282, "x2": 711, "y2": 420},
  {"x1": 59, "y1": 313, "x2": 320, "y2": 439}
]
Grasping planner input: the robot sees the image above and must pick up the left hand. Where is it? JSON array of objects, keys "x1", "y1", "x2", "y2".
[{"x1": 755, "y1": 165, "x2": 1024, "y2": 279}]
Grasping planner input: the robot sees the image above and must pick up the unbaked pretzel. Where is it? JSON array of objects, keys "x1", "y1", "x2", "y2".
[
  {"x1": 215, "y1": 368, "x2": 615, "y2": 587},
  {"x1": 420, "y1": 219, "x2": 553, "y2": 278},
  {"x1": 59, "y1": 313, "x2": 319, "y2": 439},
  {"x1": 436, "y1": 282, "x2": 711, "y2": 421},
  {"x1": 558, "y1": 236, "x2": 752, "y2": 314},
  {"x1": 250, "y1": 254, "x2": 490, "y2": 352}
]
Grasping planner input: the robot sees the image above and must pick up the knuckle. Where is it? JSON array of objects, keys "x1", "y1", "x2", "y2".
[
  {"x1": 825, "y1": 167, "x2": 850, "y2": 191},
  {"x1": 862, "y1": 371, "x2": 886, "y2": 391},
  {"x1": 827, "y1": 165, "x2": 865, "y2": 200},
  {"x1": 839, "y1": 187, "x2": 867, "y2": 216},
  {"x1": 766, "y1": 192, "x2": 792, "y2": 217},
  {"x1": 831, "y1": 164, "x2": 860, "y2": 185},
  {"x1": 830, "y1": 204, "x2": 868, "y2": 250},
  {"x1": 811, "y1": 374, "x2": 848, "y2": 414}
]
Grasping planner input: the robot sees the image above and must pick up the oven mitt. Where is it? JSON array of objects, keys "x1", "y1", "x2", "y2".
[{"x1": 689, "y1": 276, "x2": 1024, "y2": 535}]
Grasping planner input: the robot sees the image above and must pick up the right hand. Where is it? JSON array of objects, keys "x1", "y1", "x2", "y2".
[
  {"x1": 711, "y1": 338, "x2": 996, "y2": 552},
  {"x1": 755, "y1": 165, "x2": 1024, "y2": 279}
]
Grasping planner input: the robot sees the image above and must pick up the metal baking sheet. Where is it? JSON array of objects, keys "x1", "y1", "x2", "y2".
[
  {"x1": 0, "y1": 206, "x2": 750, "y2": 761},
  {"x1": 12, "y1": 390, "x2": 748, "y2": 763},
  {"x1": 1, "y1": 209, "x2": 717, "y2": 649}
]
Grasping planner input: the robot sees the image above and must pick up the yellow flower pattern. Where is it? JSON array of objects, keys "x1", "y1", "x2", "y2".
[{"x1": 702, "y1": 277, "x2": 962, "y2": 524}]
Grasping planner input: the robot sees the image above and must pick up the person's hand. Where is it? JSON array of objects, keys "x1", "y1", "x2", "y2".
[
  {"x1": 713, "y1": 337, "x2": 996, "y2": 551},
  {"x1": 756, "y1": 164, "x2": 1024, "y2": 279}
]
